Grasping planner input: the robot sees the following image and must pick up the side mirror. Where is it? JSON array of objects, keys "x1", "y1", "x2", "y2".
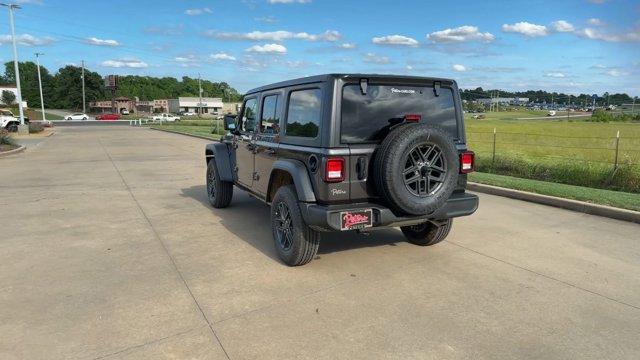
[{"x1": 223, "y1": 114, "x2": 237, "y2": 131}]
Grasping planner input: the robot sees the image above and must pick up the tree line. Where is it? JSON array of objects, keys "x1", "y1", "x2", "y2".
[
  {"x1": 460, "y1": 87, "x2": 636, "y2": 107},
  {"x1": 0, "y1": 61, "x2": 243, "y2": 110}
]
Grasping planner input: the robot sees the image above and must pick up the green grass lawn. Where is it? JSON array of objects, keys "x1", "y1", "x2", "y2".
[
  {"x1": 469, "y1": 172, "x2": 640, "y2": 212},
  {"x1": 25, "y1": 109, "x2": 64, "y2": 120},
  {"x1": 149, "y1": 124, "x2": 223, "y2": 139}
]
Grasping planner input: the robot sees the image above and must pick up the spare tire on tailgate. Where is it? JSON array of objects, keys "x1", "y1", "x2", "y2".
[{"x1": 373, "y1": 124, "x2": 459, "y2": 216}]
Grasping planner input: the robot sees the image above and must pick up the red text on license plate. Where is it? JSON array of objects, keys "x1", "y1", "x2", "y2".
[{"x1": 340, "y1": 209, "x2": 373, "y2": 230}]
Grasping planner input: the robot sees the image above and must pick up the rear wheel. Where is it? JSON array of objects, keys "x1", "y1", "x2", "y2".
[
  {"x1": 206, "y1": 159, "x2": 233, "y2": 208},
  {"x1": 401, "y1": 219, "x2": 452, "y2": 246},
  {"x1": 271, "y1": 185, "x2": 320, "y2": 266}
]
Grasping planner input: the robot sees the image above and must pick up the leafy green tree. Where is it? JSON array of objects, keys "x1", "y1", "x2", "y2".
[
  {"x1": 2, "y1": 61, "x2": 54, "y2": 108},
  {"x1": 1, "y1": 90, "x2": 16, "y2": 105}
]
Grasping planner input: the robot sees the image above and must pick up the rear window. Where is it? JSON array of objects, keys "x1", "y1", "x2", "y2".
[{"x1": 341, "y1": 84, "x2": 458, "y2": 143}]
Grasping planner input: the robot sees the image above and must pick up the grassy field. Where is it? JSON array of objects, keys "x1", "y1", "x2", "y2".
[
  {"x1": 149, "y1": 124, "x2": 223, "y2": 138},
  {"x1": 464, "y1": 110, "x2": 640, "y2": 193},
  {"x1": 469, "y1": 172, "x2": 640, "y2": 212}
]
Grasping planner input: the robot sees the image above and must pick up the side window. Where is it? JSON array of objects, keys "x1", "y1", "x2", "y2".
[
  {"x1": 286, "y1": 89, "x2": 321, "y2": 138},
  {"x1": 241, "y1": 98, "x2": 258, "y2": 132},
  {"x1": 260, "y1": 94, "x2": 281, "y2": 135}
]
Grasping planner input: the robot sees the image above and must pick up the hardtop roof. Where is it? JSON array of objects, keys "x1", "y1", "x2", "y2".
[{"x1": 245, "y1": 73, "x2": 456, "y2": 95}]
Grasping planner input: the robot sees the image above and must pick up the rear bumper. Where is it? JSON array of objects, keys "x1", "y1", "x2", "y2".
[{"x1": 300, "y1": 192, "x2": 479, "y2": 232}]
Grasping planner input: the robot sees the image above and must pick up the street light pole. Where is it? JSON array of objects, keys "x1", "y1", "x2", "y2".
[
  {"x1": 198, "y1": 73, "x2": 203, "y2": 118},
  {"x1": 1, "y1": 3, "x2": 25, "y2": 126},
  {"x1": 35, "y1": 52, "x2": 45, "y2": 121},
  {"x1": 81, "y1": 60, "x2": 86, "y2": 113}
]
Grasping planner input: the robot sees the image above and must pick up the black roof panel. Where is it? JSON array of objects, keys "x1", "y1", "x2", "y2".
[{"x1": 245, "y1": 73, "x2": 456, "y2": 95}]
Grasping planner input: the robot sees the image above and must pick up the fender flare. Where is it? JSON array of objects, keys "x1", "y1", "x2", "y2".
[
  {"x1": 269, "y1": 159, "x2": 316, "y2": 203},
  {"x1": 205, "y1": 142, "x2": 235, "y2": 182}
]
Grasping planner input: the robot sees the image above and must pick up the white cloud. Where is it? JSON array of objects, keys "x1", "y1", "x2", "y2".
[
  {"x1": 339, "y1": 43, "x2": 356, "y2": 49},
  {"x1": 587, "y1": 18, "x2": 603, "y2": 26},
  {"x1": 452, "y1": 64, "x2": 467, "y2": 72},
  {"x1": 0, "y1": 34, "x2": 54, "y2": 46},
  {"x1": 363, "y1": 53, "x2": 390, "y2": 64},
  {"x1": 502, "y1": 22, "x2": 549, "y2": 37},
  {"x1": 245, "y1": 43, "x2": 287, "y2": 54},
  {"x1": 254, "y1": 16, "x2": 278, "y2": 23},
  {"x1": 605, "y1": 69, "x2": 629, "y2": 77},
  {"x1": 551, "y1": 20, "x2": 575, "y2": 33},
  {"x1": 577, "y1": 26, "x2": 640, "y2": 42},
  {"x1": 427, "y1": 26, "x2": 495, "y2": 43},
  {"x1": 101, "y1": 59, "x2": 148, "y2": 68},
  {"x1": 174, "y1": 55, "x2": 201, "y2": 67},
  {"x1": 210, "y1": 52, "x2": 236, "y2": 61},
  {"x1": 185, "y1": 7, "x2": 212, "y2": 16},
  {"x1": 84, "y1": 37, "x2": 120, "y2": 46},
  {"x1": 545, "y1": 72, "x2": 566, "y2": 78},
  {"x1": 206, "y1": 29, "x2": 341, "y2": 42},
  {"x1": 372, "y1": 35, "x2": 419, "y2": 47},
  {"x1": 268, "y1": 0, "x2": 311, "y2": 3}
]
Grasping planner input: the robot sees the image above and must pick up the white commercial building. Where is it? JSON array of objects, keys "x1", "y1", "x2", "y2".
[{"x1": 178, "y1": 97, "x2": 223, "y2": 115}]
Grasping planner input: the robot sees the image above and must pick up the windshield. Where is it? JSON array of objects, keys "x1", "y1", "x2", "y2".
[
  {"x1": 1, "y1": 110, "x2": 13, "y2": 116},
  {"x1": 340, "y1": 84, "x2": 458, "y2": 143}
]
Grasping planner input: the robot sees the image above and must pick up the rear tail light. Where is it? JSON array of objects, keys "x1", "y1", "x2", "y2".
[
  {"x1": 460, "y1": 151, "x2": 474, "y2": 173},
  {"x1": 324, "y1": 157, "x2": 345, "y2": 182},
  {"x1": 404, "y1": 114, "x2": 422, "y2": 122}
]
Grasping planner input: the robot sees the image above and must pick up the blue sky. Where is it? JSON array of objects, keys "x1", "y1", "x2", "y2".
[{"x1": 1, "y1": 0, "x2": 639, "y2": 95}]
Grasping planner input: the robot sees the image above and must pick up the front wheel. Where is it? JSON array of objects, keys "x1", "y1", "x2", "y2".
[
  {"x1": 401, "y1": 219, "x2": 452, "y2": 246},
  {"x1": 206, "y1": 159, "x2": 233, "y2": 208},
  {"x1": 271, "y1": 185, "x2": 320, "y2": 266}
]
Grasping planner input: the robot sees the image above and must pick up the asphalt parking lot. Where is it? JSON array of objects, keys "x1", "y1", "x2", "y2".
[{"x1": 1, "y1": 126, "x2": 639, "y2": 360}]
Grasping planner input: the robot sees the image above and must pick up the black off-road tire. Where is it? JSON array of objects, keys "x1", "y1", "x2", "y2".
[
  {"x1": 271, "y1": 185, "x2": 320, "y2": 266},
  {"x1": 401, "y1": 219, "x2": 453, "y2": 246},
  {"x1": 374, "y1": 124, "x2": 459, "y2": 216},
  {"x1": 206, "y1": 159, "x2": 233, "y2": 208}
]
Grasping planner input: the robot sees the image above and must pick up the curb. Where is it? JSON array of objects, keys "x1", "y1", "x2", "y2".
[
  {"x1": 0, "y1": 145, "x2": 26, "y2": 158},
  {"x1": 148, "y1": 127, "x2": 221, "y2": 141},
  {"x1": 468, "y1": 182, "x2": 640, "y2": 224}
]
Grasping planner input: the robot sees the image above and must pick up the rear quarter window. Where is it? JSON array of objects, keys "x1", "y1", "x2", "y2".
[{"x1": 285, "y1": 88, "x2": 322, "y2": 138}]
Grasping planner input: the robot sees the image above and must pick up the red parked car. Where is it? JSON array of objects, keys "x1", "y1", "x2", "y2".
[{"x1": 96, "y1": 113, "x2": 121, "y2": 120}]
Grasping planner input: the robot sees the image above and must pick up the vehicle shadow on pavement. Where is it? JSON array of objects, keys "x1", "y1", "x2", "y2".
[{"x1": 180, "y1": 185, "x2": 405, "y2": 260}]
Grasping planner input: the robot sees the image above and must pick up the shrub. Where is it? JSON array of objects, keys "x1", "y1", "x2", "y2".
[
  {"x1": 0, "y1": 129, "x2": 17, "y2": 146},
  {"x1": 475, "y1": 154, "x2": 640, "y2": 193},
  {"x1": 588, "y1": 109, "x2": 640, "y2": 123},
  {"x1": 28, "y1": 122, "x2": 44, "y2": 133}
]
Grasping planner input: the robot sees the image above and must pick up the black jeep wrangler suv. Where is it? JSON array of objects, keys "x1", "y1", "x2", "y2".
[{"x1": 205, "y1": 74, "x2": 478, "y2": 266}]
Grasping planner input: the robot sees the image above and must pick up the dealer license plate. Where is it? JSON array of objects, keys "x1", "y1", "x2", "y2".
[{"x1": 340, "y1": 209, "x2": 373, "y2": 230}]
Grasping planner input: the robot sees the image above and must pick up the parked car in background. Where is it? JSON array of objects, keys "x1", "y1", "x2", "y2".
[
  {"x1": 181, "y1": 111, "x2": 197, "y2": 116},
  {"x1": 96, "y1": 113, "x2": 121, "y2": 121},
  {"x1": 151, "y1": 113, "x2": 180, "y2": 122},
  {"x1": 65, "y1": 113, "x2": 89, "y2": 121},
  {"x1": 547, "y1": 110, "x2": 557, "y2": 116},
  {"x1": 121, "y1": 109, "x2": 130, "y2": 115}
]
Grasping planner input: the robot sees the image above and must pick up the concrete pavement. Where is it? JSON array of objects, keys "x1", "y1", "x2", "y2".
[{"x1": 1, "y1": 126, "x2": 639, "y2": 359}]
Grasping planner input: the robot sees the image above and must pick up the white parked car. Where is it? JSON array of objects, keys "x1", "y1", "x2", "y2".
[
  {"x1": 65, "y1": 113, "x2": 89, "y2": 121},
  {"x1": 547, "y1": 110, "x2": 557, "y2": 117},
  {"x1": 151, "y1": 113, "x2": 180, "y2": 122},
  {"x1": 121, "y1": 109, "x2": 130, "y2": 115},
  {"x1": 182, "y1": 111, "x2": 197, "y2": 116}
]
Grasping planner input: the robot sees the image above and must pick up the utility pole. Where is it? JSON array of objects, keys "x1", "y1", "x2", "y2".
[
  {"x1": 632, "y1": 96, "x2": 637, "y2": 114},
  {"x1": 81, "y1": 60, "x2": 86, "y2": 113},
  {"x1": 35, "y1": 52, "x2": 46, "y2": 121},
  {"x1": 198, "y1": 73, "x2": 203, "y2": 118},
  {"x1": 496, "y1": 90, "x2": 500, "y2": 112},
  {"x1": 2, "y1": 3, "x2": 26, "y2": 128}
]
